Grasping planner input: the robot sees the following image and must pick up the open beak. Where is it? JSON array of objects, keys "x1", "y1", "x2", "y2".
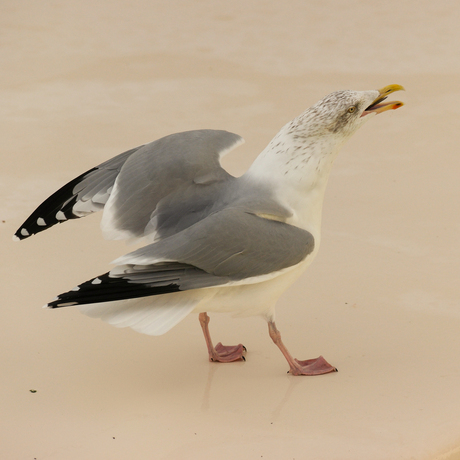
[{"x1": 361, "y1": 84, "x2": 405, "y2": 117}]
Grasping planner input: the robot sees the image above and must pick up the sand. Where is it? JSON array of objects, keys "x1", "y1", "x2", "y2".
[{"x1": 1, "y1": 1, "x2": 460, "y2": 459}]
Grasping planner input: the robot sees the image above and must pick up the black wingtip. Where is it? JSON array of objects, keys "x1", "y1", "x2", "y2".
[
  {"x1": 48, "y1": 272, "x2": 183, "y2": 308},
  {"x1": 14, "y1": 224, "x2": 36, "y2": 241},
  {"x1": 14, "y1": 201, "x2": 79, "y2": 241},
  {"x1": 13, "y1": 168, "x2": 97, "y2": 241}
]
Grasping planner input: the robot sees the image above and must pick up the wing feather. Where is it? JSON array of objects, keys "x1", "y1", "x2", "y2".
[
  {"x1": 46, "y1": 208, "x2": 314, "y2": 308},
  {"x1": 14, "y1": 146, "x2": 140, "y2": 240}
]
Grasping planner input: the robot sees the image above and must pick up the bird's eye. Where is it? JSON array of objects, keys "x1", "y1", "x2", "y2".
[{"x1": 348, "y1": 106, "x2": 356, "y2": 113}]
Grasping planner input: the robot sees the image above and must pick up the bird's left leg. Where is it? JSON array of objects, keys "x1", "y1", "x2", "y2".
[{"x1": 198, "y1": 312, "x2": 246, "y2": 362}]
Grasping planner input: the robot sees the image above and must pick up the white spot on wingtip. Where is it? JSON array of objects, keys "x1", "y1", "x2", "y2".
[
  {"x1": 91, "y1": 278, "x2": 102, "y2": 284},
  {"x1": 20, "y1": 228, "x2": 30, "y2": 236},
  {"x1": 56, "y1": 211, "x2": 67, "y2": 221},
  {"x1": 37, "y1": 217, "x2": 46, "y2": 226},
  {"x1": 12, "y1": 235, "x2": 20, "y2": 242},
  {"x1": 71, "y1": 286, "x2": 80, "y2": 291}
]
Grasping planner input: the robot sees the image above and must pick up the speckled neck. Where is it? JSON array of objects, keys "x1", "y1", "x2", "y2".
[{"x1": 244, "y1": 116, "x2": 349, "y2": 234}]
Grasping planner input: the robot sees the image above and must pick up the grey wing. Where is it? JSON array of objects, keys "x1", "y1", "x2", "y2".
[
  {"x1": 100, "y1": 129, "x2": 244, "y2": 241},
  {"x1": 119, "y1": 207, "x2": 315, "y2": 280},
  {"x1": 14, "y1": 146, "x2": 141, "y2": 240},
  {"x1": 14, "y1": 129, "x2": 243, "y2": 242},
  {"x1": 47, "y1": 208, "x2": 314, "y2": 308}
]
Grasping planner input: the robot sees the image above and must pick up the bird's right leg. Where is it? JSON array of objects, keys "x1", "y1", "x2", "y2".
[
  {"x1": 199, "y1": 312, "x2": 246, "y2": 363},
  {"x1": 268, "y1": 320, "x2": 337, "y2": 375}
]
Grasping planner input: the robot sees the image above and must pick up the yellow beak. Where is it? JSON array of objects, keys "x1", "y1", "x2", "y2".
[{"x1": 362, "y1": 84, "x2": 405, "y2": 116}]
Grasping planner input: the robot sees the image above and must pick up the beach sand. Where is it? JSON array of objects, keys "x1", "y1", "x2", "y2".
[{"x1": 1, "y1": 2, "x2": 460, "y2": 459}]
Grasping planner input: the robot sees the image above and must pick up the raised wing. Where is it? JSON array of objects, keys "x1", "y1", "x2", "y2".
[
  {"x1": 100, "y1": 129, "x2": 244, "y2": 241},
  {"x1": 14, "y1": 130, "x2": 244, "y2": 242}
]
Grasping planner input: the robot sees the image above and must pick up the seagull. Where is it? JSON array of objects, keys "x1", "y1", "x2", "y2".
[{"x1": 14, "y1": 84, "x2": 404, "y2": 375}]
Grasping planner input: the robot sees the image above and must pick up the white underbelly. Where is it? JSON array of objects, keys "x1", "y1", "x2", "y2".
[{"x1": 192, "y1": 254, "x2": 315, "y2": 319}]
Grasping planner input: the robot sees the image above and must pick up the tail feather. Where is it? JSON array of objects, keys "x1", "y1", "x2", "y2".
[{"x1": 77, "y1": 295, "x2": 198, "y2": 336}]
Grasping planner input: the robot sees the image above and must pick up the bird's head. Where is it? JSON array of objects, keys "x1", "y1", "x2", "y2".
[
  {"x1": 296, "y1": 84, "x2": 405, "y2": 141},
  {"x1": 247, "y1": 84, "x2": 405, "y2": 196}
]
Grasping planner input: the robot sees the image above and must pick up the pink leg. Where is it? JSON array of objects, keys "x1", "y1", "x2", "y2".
[
  {"x1": 268, "y1": 321, "x2": 337, "y2": 376},
  {"x1": 199, "y1": 312, "x2": 246, "y2": 363}
]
